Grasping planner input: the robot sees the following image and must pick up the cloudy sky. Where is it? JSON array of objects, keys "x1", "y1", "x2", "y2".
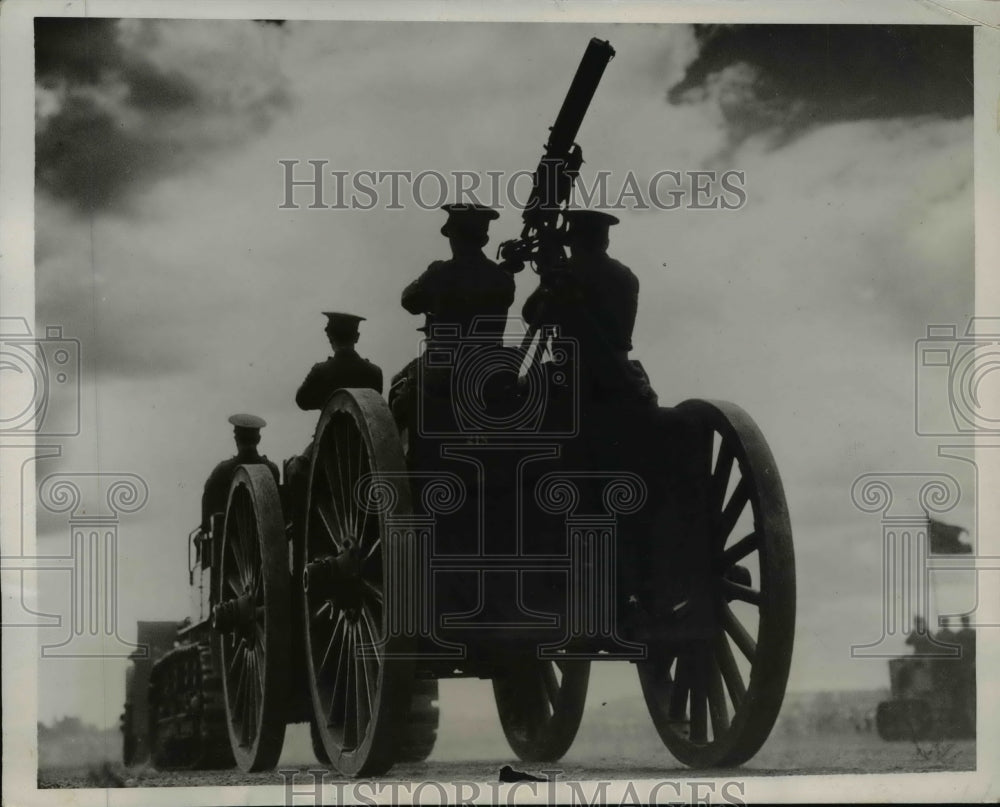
[{"x1": 29, "y1": 19, "x2": 977, "y2": 730}]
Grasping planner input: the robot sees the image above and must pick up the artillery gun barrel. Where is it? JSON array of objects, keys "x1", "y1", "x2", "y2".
[{"x1": 547, "y1": 38, "x2": 616, "y2": 157}]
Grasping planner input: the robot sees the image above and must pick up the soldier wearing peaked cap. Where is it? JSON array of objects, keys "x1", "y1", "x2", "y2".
[
  {"x1": 295, "y1": 312, "x2": 384, "y2": 411},
  {"x1": 401, "y1": 204, "x2": 515, "y2": 344},
  {"x1": 524, "y1": 211, "x2": 634, "y2": 347},
  {"x1": 522, "y1": 210, "x2": 670, "y2": 633},
  {"x1": 287, "y1": 313, "x2": 384, "y2": 531},
  {"x1": 200, "y1": 414, "x2": 280, "y2": 533}
]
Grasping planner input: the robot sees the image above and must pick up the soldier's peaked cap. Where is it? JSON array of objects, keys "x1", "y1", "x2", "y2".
[
  {"x1": 440, "y1": 203, "x2": 499, "y2": 239},
  {"x1": 228, "y1": 413, "x2": 267, "y2": 430},
  {"x1": 323, "y1": 312, "x2": 366, "y2": 331},
  {"x1": 564, "y1": 209, "x2": 620, "y2": 231}
]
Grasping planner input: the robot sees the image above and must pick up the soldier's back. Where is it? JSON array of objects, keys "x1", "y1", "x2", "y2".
[
  {"x1": 415, "y1": 255, "x2": 514, "y2": 338},
  {"x1": 296, "y1": 351, "x2": 383, "y2": 410},
  {"x1": 570, "y1": 252, "x2": 638, "y2": 351}
]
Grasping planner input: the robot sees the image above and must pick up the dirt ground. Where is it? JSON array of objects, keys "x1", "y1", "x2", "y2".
[{"x1": 37, "y1": 730, "x2": 976, "y2": 788}]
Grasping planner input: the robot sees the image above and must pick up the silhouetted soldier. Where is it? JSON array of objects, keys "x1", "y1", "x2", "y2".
[
  {"x1": 200, "y1": 414, "x2": 280, "y2": 532},
  {"x1": 401, "y1": 204, "x2": 514, "y2": 344},
  {"x1": 523, "y1": 211, "x2": 672, "y2": 632},
  {"x1": 296, "y1": 312, "x2": 383, "y2": 410},
  {"x1": 288, "y1": 313, "x2": 383, "y2": 518},
  {"x1": 522, "y1": 209, "x2": 654, "y2": 406}
]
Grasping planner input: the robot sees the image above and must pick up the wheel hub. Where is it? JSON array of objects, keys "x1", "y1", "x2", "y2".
[
  {"x1": 303, "y1": 539, "x2": 363, "y2": 609},
  {"x1": 212, "y1": 591, "x2": 255, "y2": 637}
]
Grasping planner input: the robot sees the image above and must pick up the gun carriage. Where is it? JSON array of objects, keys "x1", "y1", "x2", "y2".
[{"x1": 128, "y1": 38, "x2": 796, "y2": 777}]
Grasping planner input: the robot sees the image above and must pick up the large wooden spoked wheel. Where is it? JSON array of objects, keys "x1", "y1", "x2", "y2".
[
  {"x1": 300, "y1": 388, "x2": 415, "y2": 777},
  {"x1": 214, "y1": 465, "x2": 290, "y2": 772},
  {"x1": 638, "y1": 399, "x2": 795, "y2": 768},
  {"x1": 493, "y1": 659, "x2": 590, "y2": 762}
]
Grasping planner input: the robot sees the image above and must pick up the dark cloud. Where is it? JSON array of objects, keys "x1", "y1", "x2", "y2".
[
  {"x1": 668, "y1": 25, "x2": 972, "y2": 149},
  {"x1": 35, "y1": 18, "x2": 291, "y2": 213}
]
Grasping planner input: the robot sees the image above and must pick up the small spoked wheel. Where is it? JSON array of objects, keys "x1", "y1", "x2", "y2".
[
  {"x1": 493, "y1": 659, "x2": 590, "y2": 762},
  {"x1": 301, "y1": 389, "x2": 414, "y2": 777},
  {"x1": 638, "y1": 399, "x2": 795, "y2": 768},
  {"x1": 215, "y1": 465, "x2": 290, "y2": 772}
]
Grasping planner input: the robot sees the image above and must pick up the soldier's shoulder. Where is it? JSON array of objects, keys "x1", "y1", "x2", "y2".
[
  {"x1": 606, "y1": 256, "x2": 638, "y2": 284},
  {"x1": 313, "y1": 356, "x2": 338, "y2": 370},
  {"x1": 208, "y1": 457, "x2": 237, "y2": 478},
  {"x1": 605, "y1": 255, "x2": 634, "y2": 273}
]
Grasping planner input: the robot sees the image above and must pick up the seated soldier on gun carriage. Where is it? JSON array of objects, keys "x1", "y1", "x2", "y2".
[
  {"x1": 296, "y1": 312, "x2": 383, "y2": 408},
  {"x1": 200, "y1": 414, "x2": 280, "y2": 535},
  {"x1": 522, "y1": 209, "x2": 657, "y2": 411},
  {"x1": 285, "y1": 312, "x2": 383, "y2": 522},
  {"x1": 520, "y1": 209, "x2": 716, "y2": 632},
  {"x1": 391, "y1": 203, "x2": 516, "y2": 433},
  {"x1": 400, "y1": 203, "x2": 514, "y2": 344}
]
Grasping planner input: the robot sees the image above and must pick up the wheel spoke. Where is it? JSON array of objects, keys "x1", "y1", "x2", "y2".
[
  {"x1": 710, "y1": 440, "x2": 734, "y2": 515},
  {"x1": 227, "y1": 642, "x2": 242, "y2": 681},
  {"x1": 342, "y1": 626, "x2": 357, "y2": 747},
  {"x1": 707, "y1": 652, "x2": 730, "y2": 737},
  {"x1": 230, "y1": 522, "x2": 249, "y2": 583},
  {"x1": 233, "y1": 645, "x2": 248, "y2": 708},
  {"x1": 357, "y1": 607, "x2": 382, "y2": 694},
  {"x1": 714, "y1": 632, "x2": 747, "y2": 707},
  {"x1": 315, "y1": 501, "x2": 342, "y2": 553},
  {"x1": 234, "y1": 496, "x2": 252, "y2": 567},
  {"x1": 225, "y1": 570, "x2": 241, "y2": 595},
  {"x1": 253, "y1": 646, "x2": 265, "y2": 704},
  {"x1": 235, "y1": 654, "x2": 249, "y2": 745},
  {"x1": 241, "y1": 499, "x2": 259, "y2": 589},
  {"x1": 722, "y1": 602, "x2": 757, "y2": 662},
  {"x1": 716, "y1": 478, "x2": 749, "y2": 549},
  {"x1": 541, "y1": 662, "x2": 560, "y2": 708},
  {"x1": 689, "y1": 654, "x2": 708, "y2": 743},
  {"x1": 333, "y1": 423, "x2": 353, "y2": 533},
  {"x1": 344, "y1": 427, "x2": 363, "y2": 537},
  {"x1": 355, "y1": 450, "x2": 371, "y2": 542},
  {"x1": 355, "y1": 623, "x2": 376, "y2": 717},
  {"x1": 327, "y1": 619, "x2": 352, "y2": 727},
  {"x1": 669, "y1": 657, "x2": 691, "y2": 723},
  {"x1": 352, "y1": 625, "x2": 370, "y2": 743},
  {"x1": 363, "y1": 537, "x2": 381, "y2": 565},
  {"x1": 255, "y1": 618, "x2": 266, "y2": 655},
  {"x1": 361, "y1": 578, "x2": 384, "y2": 606},
  {"x1": 321, "y1": 450, "x2": 349, "y2": 537},
  {"x1": 246, "y1": 654, "x2": 257, "y2": 744},
  {"x1": 722, "y1": 579, "x2": 761, "y2": 606},
  {"x1": 359, "y1": 605, "x2": 383, "y2": 662},
  {"x1": 319, "y1": 610, "x2": 346, "y2": 678},
  {"x1": 720, "y1": 532, "x2": 758, "y2": 568},
  {"x1": 335, "y1": 423, "x2": 355, "y2": 535}
]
